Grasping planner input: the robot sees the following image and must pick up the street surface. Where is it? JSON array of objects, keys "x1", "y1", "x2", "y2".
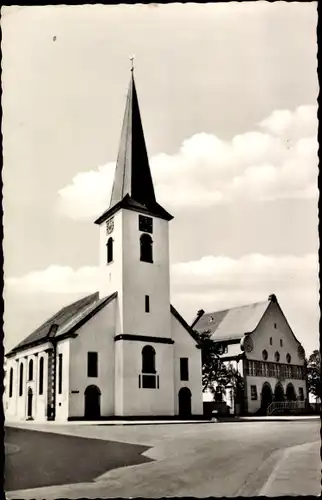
[{"x1": 5, "y1": 417, "x2": 320, "y2": 498}]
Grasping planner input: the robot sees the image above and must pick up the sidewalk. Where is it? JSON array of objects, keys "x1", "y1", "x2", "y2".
[
  {"x1": 259, "y1": 440, "x2": 321, "y2": 496},
  {"x1": 6, "y1": 418, "x2": 213, "y2": 427},
  {"x1": 217, "y1": 415, "x2": 320, "y2": 423}
]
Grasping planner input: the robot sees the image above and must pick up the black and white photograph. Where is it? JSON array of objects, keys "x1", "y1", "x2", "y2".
[{"x1": 2, "y1": 2, "x2": 320, "y2": 498}]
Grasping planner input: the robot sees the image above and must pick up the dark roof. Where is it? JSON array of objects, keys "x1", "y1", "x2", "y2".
[
  {"x1": 94, "y1": 71, "x2": 173, "y2": 224},
  {"x1": 170, "y1": 304, "x2": 200, "y2": 344},
  {"x1": 194, "y1": 300, "x2": 271, "y2": 342},
  {"x1": 6, "y1": 292, "x2": 117, "y2": 356}
]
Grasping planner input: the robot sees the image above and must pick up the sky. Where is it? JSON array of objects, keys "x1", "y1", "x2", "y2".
[{"x1": 2, "y1": 3, "x2": 319, "y2": 355}]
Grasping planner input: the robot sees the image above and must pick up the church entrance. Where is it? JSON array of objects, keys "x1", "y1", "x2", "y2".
[
  {"x1": 260, "y1": 382, "x2": 272, "y2": 412},
  {"x1": 178, "y1": 387, "x2": 192, "y2": 418},
  {"x1": 84, "y1": 385, "x2": 101, "y2": 420},
  {"x1": 27, "y1": 388, "x2": 33, "y2": 419}
]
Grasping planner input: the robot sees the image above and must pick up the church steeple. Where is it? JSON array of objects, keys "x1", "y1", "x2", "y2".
[{"x1": 95, "y1": 68, "x2": 173, "y2": 225}]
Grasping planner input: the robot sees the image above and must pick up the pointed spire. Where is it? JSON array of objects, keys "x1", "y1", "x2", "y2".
[
  {"x1": 109, "y1": 69, "x2": 157, "y2": 208},
  {"x1": 95, "y1": 66, "x2": 173, "y2": 224}
]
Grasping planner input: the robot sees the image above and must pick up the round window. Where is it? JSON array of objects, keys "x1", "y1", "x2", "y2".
[
  {"x1": 262, "y1": 349, "x2": 268, "y2": 361},
  {"x1": 274, "y1": 351, "x2": 280, "y2": 362},
  {"x1": 286, "y1": 353, "x2": 291, "y2": 364}
]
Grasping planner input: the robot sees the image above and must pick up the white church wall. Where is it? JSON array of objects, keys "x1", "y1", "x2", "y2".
[
  {"x1": 114, "y1": 335, "x2": 124, "y2": 415},
  {"x1": 5, "y1": 358, "x2": 18, "y2": 419},
  {"x1": 25, "y1": 353, "x2": 38, "y2": 419},
  {"x1": 99, "y1": 210, "x2": 124, "y2": 321},
  {"x1": 122, "y1": 210, "x2": 172, "y2": 339},
  {"x1": 117, "y1": 339, "x2": 175, "y2": 416},
  {"x1": 34, "y1": 351, "x2": 48, "y2": 421},
  {"x1": 6, "y1": 343, "x2": 51, "y2": 422},
  {"x1": 68, "y1": 301, "x2": 116, "y2": 418},
  {"x1": 171, "y1": 314, "x2": 203, "y2": 416}
]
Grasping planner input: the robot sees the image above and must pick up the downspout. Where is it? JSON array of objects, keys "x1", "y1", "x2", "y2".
[{"x1": 46, "y1": 324, "x2": 59, "y2": 421}]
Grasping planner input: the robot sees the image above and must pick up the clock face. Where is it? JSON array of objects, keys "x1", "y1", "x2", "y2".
[
  {"x1": 106, "y1": 218, "x2": 114, "y2": 235},
  {"x1": 139, "y1": 215, "x2": 153, "y2": 234},
  {"x1": 243, "y1": 335, "x2": 253, "y2": 353}
]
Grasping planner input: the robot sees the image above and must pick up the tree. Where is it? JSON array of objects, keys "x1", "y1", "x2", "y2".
[
  {"x1": 195, "y1": 329, "x2": 244, "y2": 403},
  {"x1": 307, "y1": 350, "x2": 321, "y2": 402}
]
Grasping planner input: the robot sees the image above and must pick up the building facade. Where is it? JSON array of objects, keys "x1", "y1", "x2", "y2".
[
  {"x1": 194, "y1": 294, "x2": 308, "y2": 415},
  {"x1": 5, "y1": 70, "x2": 203, "y2": 422}
]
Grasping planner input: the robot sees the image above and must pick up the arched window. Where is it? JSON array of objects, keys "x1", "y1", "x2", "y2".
[
  {"x1": 142, "y1": 345, "x2": 156, "y2": 374},
  {"x1": 19, "y1": 364, "x2": 24, "y2": 396},
  {"x1": 140, "y1": 234, "x2": 153, "y2": 263},
  {"x1": 286, "y1": 353, "x2": 291, "y2": 364},
  {"x1": 106, "y1": 237, "x2": 113, "y2": 263},
  {"x1": 39, "y1": 357, "x2": 44, "y2": 395},
  {"x1": 274, "y1": 351, "x2": 280, "y2": 362},
  {"x1": 262, "y1": 349, "x2": 268, "y2": 361},
  {"x1": 28, "y1": 359, "x2": 34, "y2": 381},
  {"x1": 9, "y1": 368, "x2": 13, "y2": 398}
]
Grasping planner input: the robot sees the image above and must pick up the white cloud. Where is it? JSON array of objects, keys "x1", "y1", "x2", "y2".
[
  {"x1": 5, "y1": 265, "x2": 102, "y2": 295},
  {"x1": 57, "y1": 104, "x2": 318, "y2": 220},
  {"x1": 6, "y1": 253, "x2": 317, "y2": 297},
  {"x1": 5, "y1": 253, "x2": 319, "y2": 354}
]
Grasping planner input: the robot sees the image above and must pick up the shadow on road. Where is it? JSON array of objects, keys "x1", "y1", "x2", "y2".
[{"x1": 4, "y1": 426, "x2": 153, "y2": 491}]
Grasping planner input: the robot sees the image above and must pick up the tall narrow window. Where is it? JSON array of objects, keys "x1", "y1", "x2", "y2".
[
  {"x1": 145, "y1": 295, "x2": 150, "y2": 313},
  {"x1": 140, "y1": 234, "x2": 153, "y2": 263},
  {"x1": 142, "y1": 346, "x2": 156, "y2": 373},
  {"x1": 280, "y1": 339, "x2": 283, "y2": 347},
  {"x1": 28, "y1": 359, "x2": 34, "y2": 381},
  {"x1": 87, "y1": 352, "x2": 98, "y2": 377},
  {"x1": 269, "y1": 337, "x2": 273, "y2": 345},
  {"x1": 39, "y1": 357, "x2": 44, "y2": 395},
  {"x1": 141, "y1": 345, "x2": 156, "y2": 388},
  {"x1": 180, "y1": 358, "x2": 189, "y2": 381},
  {"x1": 58, "y1": 354, "x2": 63, "y2": 394},
  {"x1": 19, "y1": 363, "x2": 23, "y2": 396},
  {"x1": 9, "y1": 368, "x2": 13, "y2": 398},
  {"x1": 251, "y1": 385, "x2": 258, "y2": 400},
  {"x1": 107, "y1": 237, "x2": 113, "y2": 263}
]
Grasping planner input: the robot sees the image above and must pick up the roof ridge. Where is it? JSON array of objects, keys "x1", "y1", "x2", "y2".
[{"x1": 204, "y1": 299, "x2": 269, "y2": 316}]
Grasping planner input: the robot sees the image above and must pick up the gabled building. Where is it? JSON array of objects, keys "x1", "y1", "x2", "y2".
[
  {"x1": 193, "y1": 294, "x2": 308, "y2": 415},
  {"x1": 5, "y1": 70, "x2": 203, "y2": 422}
]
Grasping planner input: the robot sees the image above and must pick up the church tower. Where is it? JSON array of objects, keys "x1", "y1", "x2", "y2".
[{"x1": 95, "y1": 68, "x2": 175, "y2": 416}]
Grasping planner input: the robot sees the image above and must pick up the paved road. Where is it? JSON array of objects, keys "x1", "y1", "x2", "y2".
[{"x1": 6, "y1": 419, "x2": 320, "y2": 498}]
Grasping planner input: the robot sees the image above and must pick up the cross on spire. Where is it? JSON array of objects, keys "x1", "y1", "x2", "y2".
[{"x1": 129, "y1": 54, "x2": 135, "y2": 72}]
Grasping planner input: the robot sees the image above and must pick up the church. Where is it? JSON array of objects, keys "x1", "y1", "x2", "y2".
[{"x1": 4, "y1": 69, "x2": 204, "y2": 422}]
